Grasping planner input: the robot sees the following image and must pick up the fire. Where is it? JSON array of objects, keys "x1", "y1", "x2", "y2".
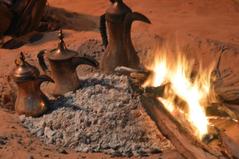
[{"x1": 143, "y1": 48, "x2": 216, "y2": 140}]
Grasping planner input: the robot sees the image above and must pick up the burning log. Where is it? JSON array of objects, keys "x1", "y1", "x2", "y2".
[
  {"x1": 206, "y1": 103, "x2": 239, "y2": 122},
  {"x1": 141, "y1": 95, "x2": 225, "y2": 159}
]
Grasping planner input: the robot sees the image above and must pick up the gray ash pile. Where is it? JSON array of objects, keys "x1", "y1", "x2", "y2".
[{"x1": 20, "y1": 74, "x2": 173, "y2": 157}]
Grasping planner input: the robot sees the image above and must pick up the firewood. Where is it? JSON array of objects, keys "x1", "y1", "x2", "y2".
[
  {"x1": 114, "y1": 66, "x2": 151, "y2": 86},
  {"x1": 207, "y1": 103, "x2": 239, "y2": 122},
  {"x1": 143, "y1": 84, "x2": 168, "y2": 97},
  {"x1": 114, "y1": 66, "x2": 150, "y2": 75},
  {"x1": 141, "y1": 95, "x2": 225, "y2": 159},
  {"x1": 220, "y1": 131, "x2": 239, "y2": 158},
  {"x1": 212, "y1": 65, "x2": 239, "y2": 105}
]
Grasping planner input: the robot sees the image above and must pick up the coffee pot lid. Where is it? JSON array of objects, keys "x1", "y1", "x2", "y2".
[
  {"x1": 47, "y1": 30, "x2": 78, "y2": 60},
  {"x1": 13, "y1": 52, "x2": 40, "y2": 82},
  {"x1": 106, "y1": 0, "x2": 132, "y2": 17}
]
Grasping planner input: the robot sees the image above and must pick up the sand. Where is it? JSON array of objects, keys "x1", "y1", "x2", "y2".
[{"x1": 0, "y1": 0, "x2": 239, "y2": 158}]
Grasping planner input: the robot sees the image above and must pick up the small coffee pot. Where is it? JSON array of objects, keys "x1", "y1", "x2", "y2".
[
  {"x1": 37, "y1": 30, "x2": 99, "y2": 96},
  {"x1": 100, "y1": 0, "x2": 151, "y2": 73},
  {"x1": 13, "y1": 52, "x2": 54, "y2": 117}
]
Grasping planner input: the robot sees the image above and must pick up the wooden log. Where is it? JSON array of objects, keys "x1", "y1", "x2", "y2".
[
  {"x1": 220, "y1": 131, "x2": 239, "y2": 158},
  {"x1": 143, "y1": 84, "x2": 168, "y2": 97},
  {"x1": 141, "y1": 95, "x2": 225, "y2": 159},
  {"x1": 212, "y1": 68, "x2": 239, "y2": 104},
  {"x1": 114, "y1": 66, "x2": 151, "y2": 86},
  {"x1": 114, "y1": 66, "x2": 150, "y2": 76},
  {"x1": 207, "y1": 103, "x2": 239, "y2": 122}
]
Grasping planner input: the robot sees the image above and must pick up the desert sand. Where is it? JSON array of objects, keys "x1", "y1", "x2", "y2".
[{"x1": 0, "y1": 0, "x2": 239, "y2": 158}]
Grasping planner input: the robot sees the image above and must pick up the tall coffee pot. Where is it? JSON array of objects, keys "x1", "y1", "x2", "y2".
[{"x1": 100, "y1": 0, "x2": 151, "y2": 73}]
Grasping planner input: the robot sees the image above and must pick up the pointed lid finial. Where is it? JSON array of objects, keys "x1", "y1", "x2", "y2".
[
  {"x1": 58, "y1": 29, "x2": 64, "y2": 43},
  {"x1": 13, "y1": 52, "x2": 40, "y2": 82},
  {"x1": 106, "y1": 0, "x2": 132, "y2": 18},
  {"x1": 47, "y1": 29, "x2": 78, "y2": 60}
]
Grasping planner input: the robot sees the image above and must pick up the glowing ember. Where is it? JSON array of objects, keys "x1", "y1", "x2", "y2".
[{"x1": 143, "y1": 48, "x2": 216, "y2": 140}]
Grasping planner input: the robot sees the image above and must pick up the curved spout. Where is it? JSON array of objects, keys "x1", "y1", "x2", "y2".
[
  {"x1": 72, "y1": 56, "x2": 99, "y2": 69},
  {"x1": 123, "y1": 12, "x2": 151, "y2": 44},
  {"x1": 124, "y1": 12, "x2": 151, "y2": 41},
  {"x1": 124, "y1": 12, "x2": 151, "y2": 31},
  {"x1": 37, "y1": 75, "x2": 54, "y2": 86}
]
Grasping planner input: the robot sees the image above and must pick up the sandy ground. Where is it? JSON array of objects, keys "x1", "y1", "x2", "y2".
[{"x1": 0, "y1": 0, "x2": 239, "y2": 158}]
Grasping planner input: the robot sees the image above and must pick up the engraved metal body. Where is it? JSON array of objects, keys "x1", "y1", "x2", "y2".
[
  {"x1": 13, "y1": 53, "x2": 54, "y2": 117},
  {"x1": 38, "y1": 30, "x2": 99, "y2": 96}
]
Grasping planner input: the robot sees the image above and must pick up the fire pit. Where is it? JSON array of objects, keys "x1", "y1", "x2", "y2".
[
  {"x1": 140, "y1": 46, "x2": 239, "y2": 158},
  {"x1": 16, "y1": 38, "x2": 239, "y2": 158}
]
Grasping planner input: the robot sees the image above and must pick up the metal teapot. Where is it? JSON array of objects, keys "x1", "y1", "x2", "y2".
[
  {"x1": 13, "y1": 52, "x2": 54, "y2": 117},
  {"x1": 100, "y1": 0, "x2": 151, "y2": 73},
  {"x1": 37, "y1": 30, "x2": 99, "y2": 96}
]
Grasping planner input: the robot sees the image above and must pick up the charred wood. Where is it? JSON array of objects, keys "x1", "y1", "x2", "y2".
[{"x1": 141, "y1": 95, "x2": 225, "y2": 159}]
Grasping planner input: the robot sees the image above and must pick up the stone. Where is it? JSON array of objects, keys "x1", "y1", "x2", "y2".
[
  {"x1": 27, "y1": 155, "x2": 34, "y2": 159},
  {"x1": 57, "y1": 148, "x2": 68, "y2": 154},
  {"x1": 0, "y1": 136, "x2": 8, "y2": 145}
]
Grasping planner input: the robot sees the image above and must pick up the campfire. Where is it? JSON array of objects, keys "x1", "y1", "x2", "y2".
[
  {"x1": 142, "y1": 48, "x2": 217, "y2": 140},
  {"x1": 136, "y1": 46, "x2": 239, "y2": 158}
]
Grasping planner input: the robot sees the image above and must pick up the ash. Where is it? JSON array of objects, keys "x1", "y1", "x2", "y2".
[{"x1": 20, "y1": 74, "x2": 173, "y2": 157}]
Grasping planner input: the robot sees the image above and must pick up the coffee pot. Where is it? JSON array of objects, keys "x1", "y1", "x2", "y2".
[
  {"x1": 100, "y1": 0, "x2": 151, "y2": 73},
  {"x1": 37, "y1": 30, "x2": 99, "y2": 96},
  {"x1": 13, "y1": 52, "x2": 54, "y2": 117}
]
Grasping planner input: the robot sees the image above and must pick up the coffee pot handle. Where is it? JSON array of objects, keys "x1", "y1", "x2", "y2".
[
  {"x1": 99, "y1": 14, "x2": 108, "y2": 47},
  {"x1": 37, "y1": 50, "x2": 49, "y2": 73}
]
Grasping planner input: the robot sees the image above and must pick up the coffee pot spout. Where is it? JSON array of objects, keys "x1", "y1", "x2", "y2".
[
  {"x1": 72, "y1": 56, "x2": 99, "y2": 69},
  {"x1": 37, "y1": 75, "x2": 54, "y2": 85},
  {"x1": 124, "y1": 12, "x2": 151, "y2": 32}
]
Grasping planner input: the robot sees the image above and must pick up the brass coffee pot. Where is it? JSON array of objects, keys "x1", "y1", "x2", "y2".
[
  {"x1": 100, "y1": 0, "x2": 151, "y2": 73},
  {"x1": 37, "y1": 30, "x2": 99, "y2": 96},
  {"x1": 13, "y1": 52, "x2": 54, "y2": 117}
]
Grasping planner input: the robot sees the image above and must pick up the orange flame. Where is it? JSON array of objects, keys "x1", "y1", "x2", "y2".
[{"x1": 143, "y1": 48, "x2": 216, "y2": 139}]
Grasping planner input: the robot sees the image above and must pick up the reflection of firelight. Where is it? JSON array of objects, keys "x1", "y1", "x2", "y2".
[{"x1": 143, "y1": 49, "x2": 216, "y2": 140}]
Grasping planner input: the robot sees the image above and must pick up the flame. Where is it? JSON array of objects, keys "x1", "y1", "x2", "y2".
[{"x1": 143, "y1": 48, "x2": 216, "y2": 140}]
